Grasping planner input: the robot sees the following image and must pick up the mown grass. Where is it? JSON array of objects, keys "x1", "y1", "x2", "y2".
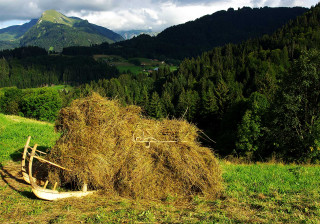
[{"x1": 0, "y1": 113, "x2": 319, "y2": 223}]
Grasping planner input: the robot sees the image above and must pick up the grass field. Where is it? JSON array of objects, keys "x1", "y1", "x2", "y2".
[
  {"x1": 0, "y1": 113, "x2": 319, "y2": 223},
  {"x1": 0, "y1": 114, "x2": 59, "y2": 164}
]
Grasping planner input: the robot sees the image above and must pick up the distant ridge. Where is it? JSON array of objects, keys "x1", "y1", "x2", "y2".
[
  {"x1": 118, "y1": 29, "x2": 158, "y2": 40},
  {"x1": 105, "y1": 6, "x2": 308, "y2": 59}
]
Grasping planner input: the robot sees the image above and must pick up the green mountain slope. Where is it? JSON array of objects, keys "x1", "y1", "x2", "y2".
[
  {"x1": 0, "y1": 19, "x2": 38, "y2": 50},
  {"x1": 0, "y1": 10, "x2": 123, "y2": 51},
  {"x1": 20, "y1": 10, "x2": 123, "y2": 52},
  {"x1": 0, "y1": 19, "x2": 37, "y2": 42}
]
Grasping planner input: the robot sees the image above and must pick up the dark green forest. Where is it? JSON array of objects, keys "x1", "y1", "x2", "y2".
[
  {"x1": 62, "y1": 6, "x2": 307, "y2": 60},
  {"x1": 1, "y1": 5, "x2": 320, "y2": 162},
  {"x1": 0, "y1": 47, "x2": 119, "y2": 88}
]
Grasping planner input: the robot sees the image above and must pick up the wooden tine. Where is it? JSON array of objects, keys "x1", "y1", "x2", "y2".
[
  {"x1": 83, "y1": 183, "x2": 88, "y2": 192},
  {"x1": 53, "y1": 182, "x2": 58, "y2": 191},
  {"x1": 22, "y1": 136, "x2": 32, "y2": 171},
  {"x1": 43, "y1": 180, "x2": 49, "y2": 189},
  {"x1": 28, "y1": 144, "x2": 38, "y2": 186}
]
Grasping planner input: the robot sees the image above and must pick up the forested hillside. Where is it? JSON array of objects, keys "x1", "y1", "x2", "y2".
[
  {"x1": 70, "y1": 4, "x2": 320, "y2": 162},
  {"x1": 0, "y1": 47, "x2": 119, "y2": 88},
  {"x1": 64, "y1": 6, "x2": 307, "y2": 60}
]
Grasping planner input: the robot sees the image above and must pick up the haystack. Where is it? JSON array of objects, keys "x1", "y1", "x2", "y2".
[{"x1": 47, "y1": 93, "x2": 222, "y2": 200}]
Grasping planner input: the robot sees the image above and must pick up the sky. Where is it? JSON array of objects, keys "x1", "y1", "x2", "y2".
[{"x1": 0, "y1": 0, "x2": 318, "y2": 32}]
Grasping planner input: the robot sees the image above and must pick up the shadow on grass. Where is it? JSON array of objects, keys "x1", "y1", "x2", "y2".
[
  {"x1": 1, "y1": 146, "x2": 50, "y2": 200},
  {"x1": 20, "y1": 190, "x2": 38, "y2": 199},
  {"x1": 0, "y1": 163, "x2": 26, "y2": 185},
  {"x1": 0, "y1": 164, "x2": 38, "y2": 199},
  {"x1": 10, "y1": 146, "x2": 49, "y2": 162}
]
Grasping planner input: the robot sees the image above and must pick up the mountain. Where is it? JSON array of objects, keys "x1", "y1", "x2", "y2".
[
  {"x1": 91, "y1": 6, "x2": 308, "y2": 60},
  {"x1": 0, "y1": 19, "x2": 38, "y2": 50},
  {"x1": 20, "y1": 10, "x2": 124, "y2": 52},
  {"x1": 0, "y1": 19, "x2": 37, "y2": 41},
  {"x1": 0, "y1": 10, "x2": 124, "y2": 51},
  {"x1": 118, "y1": 29, "x2": 158, "y2": 40}
]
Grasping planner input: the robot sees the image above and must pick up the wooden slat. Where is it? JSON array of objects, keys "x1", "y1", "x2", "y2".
[{"x1": 34, "y1": 155, "x2": 71, "y2": 171}]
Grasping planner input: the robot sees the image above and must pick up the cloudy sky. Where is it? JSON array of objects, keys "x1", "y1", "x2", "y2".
[{"x1": 0, "y1": 0, "x2": 318, "y2": 31}]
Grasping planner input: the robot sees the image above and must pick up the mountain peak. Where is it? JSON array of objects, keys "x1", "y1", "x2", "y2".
[
  {"x1": 17, "y1": 9, "x2": 123, "y2": 51},
  {"x1": 38, "y1": 10, "x2": 75, "y2": 26}
]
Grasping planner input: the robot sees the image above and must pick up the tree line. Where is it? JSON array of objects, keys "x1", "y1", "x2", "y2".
[
  {"x1": 0, "y1": 46, "x2": 119, "y2": 88},
  {"x1": 62, "y1": 6, "x2": 307, "y2": 60}
]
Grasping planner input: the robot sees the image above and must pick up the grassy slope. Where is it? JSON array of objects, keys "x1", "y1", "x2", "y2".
[
  {"x1": 20, "y1": 10, "x2": 119, "y2": 52},
  {"x1": 0, "y1": 113, "x2": 59, "y2": 164},
  {"x1": 0, "y1": 113, "x2": 319, "y2": 223},
  {"x1": 40, "y1": 10, "x2": 76, "y2": 27},
  {"x1": 94, "y1": 54, "x2": 177, "y2": 75}
]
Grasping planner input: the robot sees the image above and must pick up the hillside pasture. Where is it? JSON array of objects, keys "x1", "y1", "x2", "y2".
[{"x1": 93, "y1": 54, "x2": 175, "y2": 75}]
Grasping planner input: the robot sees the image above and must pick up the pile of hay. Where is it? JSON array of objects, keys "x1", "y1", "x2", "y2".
[{"x1": 47, "y1": 93, "x2": 222, "y2": 200}]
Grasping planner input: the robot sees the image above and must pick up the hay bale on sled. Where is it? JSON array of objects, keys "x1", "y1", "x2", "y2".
[{"x1": 47, "y1": 93, "x2": 222, "y2": 200}]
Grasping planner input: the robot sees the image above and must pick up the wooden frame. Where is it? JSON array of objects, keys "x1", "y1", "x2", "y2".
[{"x1": 22, "y1": 136, "x2": 95, "y2": 201}]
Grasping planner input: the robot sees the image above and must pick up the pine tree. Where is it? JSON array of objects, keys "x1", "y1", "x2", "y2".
[{"x1": 148, "y1": 92, "x2": 163, "y2": 119}]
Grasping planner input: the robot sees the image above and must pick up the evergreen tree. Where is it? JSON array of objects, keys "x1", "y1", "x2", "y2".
[{"x1": 148, "y1": 92, "x2": 163, "y2": 119}]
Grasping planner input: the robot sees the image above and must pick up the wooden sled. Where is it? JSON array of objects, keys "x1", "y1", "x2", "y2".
[{"x1": 22, "y1": 136, "x2": 95, "y2": 201}]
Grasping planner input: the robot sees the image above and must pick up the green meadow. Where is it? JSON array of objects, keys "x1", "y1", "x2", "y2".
[
  {"x1": 0, "y1": 113, "x2": 319, "y2": 223},
  {"x1": 0, "y1": 114, "x2": 59, "y2": 164},
  {"x1": 94, "y1": 54, "x2": 177, "y2": 75}
]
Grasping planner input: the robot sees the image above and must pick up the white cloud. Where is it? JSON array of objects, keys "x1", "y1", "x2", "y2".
[
  {"x1": 0, "y1": 0, "x2": 318, "y2": 31},
  {"x1": 74, "y1": 0, "x2": 309, "y2": 31}
]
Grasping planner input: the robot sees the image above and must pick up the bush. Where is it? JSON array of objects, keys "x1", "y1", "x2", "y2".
[
  {"x1": 0, "y1": 87, "x2": 23, "y2": 115},
  {"x1": 20, "y1": 88, "x2": 62, "y2": 122}
]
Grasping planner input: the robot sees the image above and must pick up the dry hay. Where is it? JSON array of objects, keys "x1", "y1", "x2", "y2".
[{"x1": 47, "y1": 93, "x2": 222, "y2": 200}]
